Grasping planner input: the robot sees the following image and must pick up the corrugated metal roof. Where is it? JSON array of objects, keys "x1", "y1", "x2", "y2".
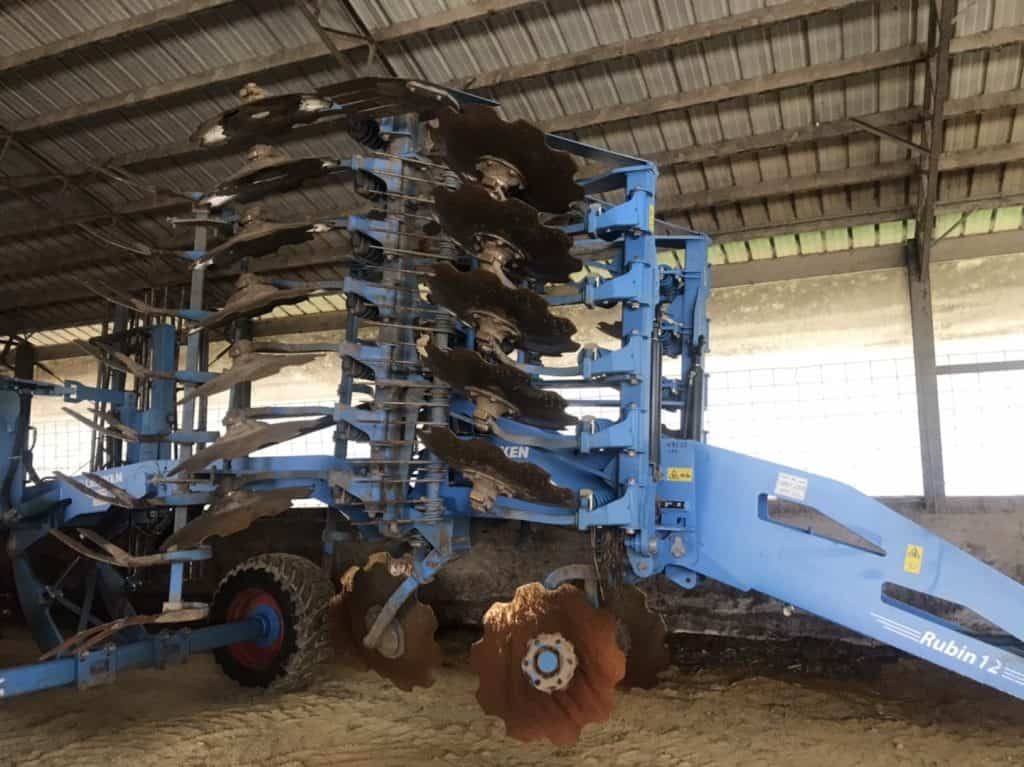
[{"x1": 1, "y1": 0, "x2": 1023, "y2": 336}]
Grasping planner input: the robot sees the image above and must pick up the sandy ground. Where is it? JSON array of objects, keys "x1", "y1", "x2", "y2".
[{"x1": 2, "y1": 630, "x2": 1023, "y2": 767}]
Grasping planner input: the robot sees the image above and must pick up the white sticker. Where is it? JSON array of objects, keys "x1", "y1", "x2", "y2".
[{"x1": 774, "y1": 472, "x2": 808, "y2": 502}]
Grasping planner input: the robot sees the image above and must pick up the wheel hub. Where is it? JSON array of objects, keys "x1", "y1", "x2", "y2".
[
  {"x1": 521, "y1": 632, "x2": 577, "y2": 693},
  {"x1": 225, "y1": 588, "x2": 284, "y2": 670}
]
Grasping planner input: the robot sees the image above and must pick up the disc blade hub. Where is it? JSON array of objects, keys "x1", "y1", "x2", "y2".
[
  {"x1": 521, "y1": 632, "x2": 577, "y2": 693},
  {"x1": 365, "y1": 605, "x2": 405, "y2": 659}
]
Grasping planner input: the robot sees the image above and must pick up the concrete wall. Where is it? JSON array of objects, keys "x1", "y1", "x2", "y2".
[
  {"x1": 932, "y1": 251, "x2": 1024, "y2": 353},
  {"x1": 708, "y1": 267, "x2": 914, "y2": 364},
  {"x1": 706, "y1": 250, "x2": 1024, "y2": 364}
]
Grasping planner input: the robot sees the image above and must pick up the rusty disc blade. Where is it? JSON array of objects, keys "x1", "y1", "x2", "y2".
[
  {"x1": 421, "y1": 427, "x2": 574, "y2": 508},
  {"x1": 605, "y1": 584, "x2": 670, "y2": 690},
  {"x1": 426, "y1": 263, "x2": 578, "y2": 355},
  {"x1": 435, "y1": 106, "x2": 583, "y2": 213},
  {"x1": 327, "y1": 552, "x2": 441, "y2": 691},
  {"x1": 433, "y1": 183, "x2": 579, "y2": 283},
  {"x1": 424, "y1": 343, "x2": 576, "y2": 431},
  {"x1": 470, "y1": 582, "x2": 625, "y2": 745}
]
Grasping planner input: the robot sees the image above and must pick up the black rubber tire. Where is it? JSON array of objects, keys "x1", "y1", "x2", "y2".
[{"x1": 211, "y1": 553, "x2": 333, "y2": 692}]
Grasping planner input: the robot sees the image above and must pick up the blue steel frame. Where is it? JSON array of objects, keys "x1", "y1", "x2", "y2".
[{"x1": 2, "y1": 98, "x2": 1024, "y2": 705}]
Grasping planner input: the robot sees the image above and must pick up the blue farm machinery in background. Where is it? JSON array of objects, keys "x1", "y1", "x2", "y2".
[{"x1": 1, "y1": 77, "x2": 1023, "y2": 744}]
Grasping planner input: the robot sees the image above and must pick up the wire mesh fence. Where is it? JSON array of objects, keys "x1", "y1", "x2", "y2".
[
  {"x1": 703, "y1": 355, "x2": 924, "y2": 496},
  {"x1": 32, "y1": 418, "x2": 94, "y2": 479},
  {"x1": 28, "y1": 349, "x2": 1024, "y2": 497},
  {"x1": 936, "y1": 348, "x2": 1024, "y2": 496}
]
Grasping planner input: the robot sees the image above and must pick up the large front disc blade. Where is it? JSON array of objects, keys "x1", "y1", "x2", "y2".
[
  {"x1": 327, "y1": 553, "x2": 441, "y2": 691},
  {"x1": 470, "y1": 582, "x2": 625, "y2": 745},
  {"x1": 435, "y1": 106, "x2": 583, "y2": 213}
]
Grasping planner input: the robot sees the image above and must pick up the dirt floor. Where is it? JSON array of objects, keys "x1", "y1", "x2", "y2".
[{"x1": 2, "y1": 629, "x2": 1023, "y2": 767}]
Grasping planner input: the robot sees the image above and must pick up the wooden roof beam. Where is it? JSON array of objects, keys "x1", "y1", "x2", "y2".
[
  {"x1": 16, "y1": 5, "x2": 1020, "y2": 139},
  {"x1": 542, "y1": 45, "x2": 925, "y2": 133},
  {"x1": 542, "y1": 24, "x2": 1024, "y2": 133}
]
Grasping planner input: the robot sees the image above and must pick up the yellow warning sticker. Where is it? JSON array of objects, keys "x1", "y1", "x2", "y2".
[
  {"x1": 667, "y1": 467, "x2": 694, "y2": 482},
  {"x1": 648, "y1": 206, "x2": 655, "y2": 232},
  {"x1": 904, "y1": 544, "x2": 924, "y2": 575}
]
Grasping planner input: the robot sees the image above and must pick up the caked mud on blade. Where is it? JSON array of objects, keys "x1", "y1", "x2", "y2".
[
  {"x1": 433, "y1": 183, "x2": 579, "y2": 283},
  {"x1": 426, "y1": 263, "x2": 578, "y2": 355},
  {"x1": 420, "y1": 427, "x2": 574, "y2": 508},
  {"x1": 604, "y1": 583, "x2": 671, "y2": 690},
  {"x1": 198, "y1": 273, "x2": 330, "y2": 330},
  {"x1": 423, "y1": 343, "x2": 576, "y2": 431},
  {"x1": 168, "y1": 414, "x2": 334, "y2": 476},
  {"x1": 179, "y1": 343, "x2": 322, "y2": 404},
  {"x1": 200, "y1": 146, "x2": 339, "y2": 209},
  {"x1": 435, "y1": 104, "x2": 583, "y2": 213},
  {"x1": 160, "y1": 486, "x2": 313, "y2": 551}
]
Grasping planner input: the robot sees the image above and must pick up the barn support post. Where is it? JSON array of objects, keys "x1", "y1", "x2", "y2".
[
  {"x1": 906, "y1": 251, "x2": 946, "y2": 502},
  {"x1": 906, "y1": 0, "x2": 956, "y2": 505}
]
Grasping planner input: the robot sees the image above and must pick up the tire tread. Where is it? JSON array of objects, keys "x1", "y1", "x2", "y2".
[{"x1": 213, "y1": 553, "x2": 333, "y2": 692}]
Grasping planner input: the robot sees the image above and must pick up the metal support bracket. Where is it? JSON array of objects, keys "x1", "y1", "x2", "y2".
[
  {"x1": 579, "y1": 408, "x2": 643, "y2": 453},
  {"x1": 584, "y1": 261, "x2": 656, "y2": 308},
  {"x1": 581, "y1": 335, "x2": 643, "y2": 379},
  {"x1": 362, "y1": 547, "x2": 450, "y2": 652}
]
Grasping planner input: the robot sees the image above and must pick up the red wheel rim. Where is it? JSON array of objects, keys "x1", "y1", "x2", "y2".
[{"x1": 225, "y1": 588, "x2": 285, "y2": 670}]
